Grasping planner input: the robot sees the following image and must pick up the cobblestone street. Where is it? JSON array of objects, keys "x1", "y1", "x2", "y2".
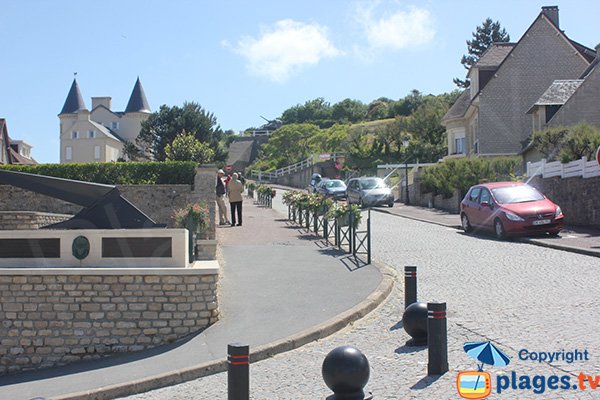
[{"x1": 122, "y1": 208, "x2": 600, "y2": 399}]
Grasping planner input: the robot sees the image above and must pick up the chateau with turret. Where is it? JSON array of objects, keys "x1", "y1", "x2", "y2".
[{"x1": 59, "y1": 78, "x2": 151, "y2": 163}]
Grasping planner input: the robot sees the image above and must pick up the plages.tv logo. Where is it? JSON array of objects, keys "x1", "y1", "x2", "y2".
[{"x1": 457, "y1": 341, "x2": 511, "y2": 399}]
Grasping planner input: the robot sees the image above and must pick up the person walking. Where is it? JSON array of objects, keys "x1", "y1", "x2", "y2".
[
  {"x1": 216, "y1": 169, "x2": 230, "y2": 225},
  {"x1": 228, "y1": 172, "x2": 244, "y2": 226}
]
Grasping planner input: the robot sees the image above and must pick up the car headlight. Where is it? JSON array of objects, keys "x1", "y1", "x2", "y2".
[
  {"x1": 555, "y1": 207, "x2": 563, "y2": 217},
  {"x1": 505, "y1": 211, "x2": 524, "y2": 222}
]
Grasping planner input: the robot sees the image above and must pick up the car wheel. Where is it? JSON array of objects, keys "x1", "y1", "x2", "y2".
[
  {"x1": 494, "y1": 218, "x2": 506, "y2": 240},
  {"x1": 388, "y1": 202, "x2": 394, "y2": 208},
  {"x1": 548, "y1": 230, "x2": 561, "y2": 237},
  {"x1": 359, "y1": 197, "x2": 365, "y2": 208},
  {"x1": 461, "y1": 213, "x2": 472, "y2": 233}
]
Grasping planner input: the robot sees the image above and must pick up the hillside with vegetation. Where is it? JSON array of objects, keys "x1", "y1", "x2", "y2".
[{"x1": 248, "y1": 90, "x2": 461, "y2": 173}]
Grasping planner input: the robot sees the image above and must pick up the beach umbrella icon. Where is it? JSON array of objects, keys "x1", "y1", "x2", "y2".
[{"x1": 464, "y1": 341, "x2": 511, "y2": 370}]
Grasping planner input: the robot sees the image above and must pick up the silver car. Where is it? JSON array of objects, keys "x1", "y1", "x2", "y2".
[{"x1": 346, "y1": 177, "x2": 394, "y2": 207}]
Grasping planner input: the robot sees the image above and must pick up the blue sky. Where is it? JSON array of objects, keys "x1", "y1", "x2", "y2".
[{"x1": 1, "y1": 0, "x2": 598, "y2": 163}]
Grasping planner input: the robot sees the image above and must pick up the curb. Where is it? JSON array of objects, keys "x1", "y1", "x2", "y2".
[{"x1": 53, "y1": 263, "x2": 396, "y2": 400}]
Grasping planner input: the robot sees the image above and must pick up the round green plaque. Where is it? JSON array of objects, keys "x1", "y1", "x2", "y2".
[{"x1": 72, "y1": 236, "x2": 90, "y2": 260}]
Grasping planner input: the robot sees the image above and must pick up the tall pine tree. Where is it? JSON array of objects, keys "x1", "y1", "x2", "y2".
[{"x1": 454, "y1": 18, "x2": 510, "y2": 88}]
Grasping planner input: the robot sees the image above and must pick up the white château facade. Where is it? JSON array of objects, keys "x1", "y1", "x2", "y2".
[{"x1": 59, "y1": 78, "x2": 151, "y2": 163}]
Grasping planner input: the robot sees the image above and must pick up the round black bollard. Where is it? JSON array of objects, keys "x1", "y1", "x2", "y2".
[
  {"x1": 228, "y1": 343, "x2": 249, "y2": 400},
  {"x1": 322, "y1": 346, "x2": 373, "y2": 400},
  {"x1": 427, "y1": 302, "x2": 449, "y2": 376},
  {"x1": 402, "y1": 301, "x2": 428, "y2": 346},
  {"x1": 404, "y1": 266, "x2": 417, "y2": 309}
]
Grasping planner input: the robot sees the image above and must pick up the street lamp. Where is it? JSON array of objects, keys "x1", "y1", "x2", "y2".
[{"x1": 402, "y1": 136, "x2": 410, "y2": 205}]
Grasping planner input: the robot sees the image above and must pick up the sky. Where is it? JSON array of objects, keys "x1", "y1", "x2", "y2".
[{"x1": 1, "y1": 0, "x2": 599, "y2": 163}]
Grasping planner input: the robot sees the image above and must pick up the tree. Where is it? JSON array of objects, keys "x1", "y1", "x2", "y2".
[
  {"x1": 331, "y1": 99, "x2": 367, "y2": 123},
  {"x1": 454, "y1": 18, "x2": 510, "y2": 88},
  {"x1": 531, "y1": 126, "x2": 569, "y2": 160},
  {"x1": 258, "y1": 123, "x2": 321, "y2": 169},
  {"x1": 164, "y1": 131, "x2": 214, "y2": 164},
  {"x1": 532, "y1": 124, "x2": 600, "y2": 162},
  {"x1": 137, "y1": 101, "x2": 226, "y2": 162},
  {"x1": 280, "y1": 98, "x2": 333, "y2": 127}
]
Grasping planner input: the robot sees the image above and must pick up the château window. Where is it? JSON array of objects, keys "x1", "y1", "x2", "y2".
[
  {"x1": 71, "y1": 131, "x2": 79, "y2": 139},
  {"x1": 66, "y1": 146, "x2": 72, "y2": 160},
  {"x1": 88, "y1": 130, "x2": 96, "y2": 139}
]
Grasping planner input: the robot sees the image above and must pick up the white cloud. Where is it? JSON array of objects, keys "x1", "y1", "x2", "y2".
[
  {"x1": 355, "y1": 2, "x2": 436, "y2": 50},
  {"x1": 229, "y1": 19, "x2": 343, "y2": 83}
]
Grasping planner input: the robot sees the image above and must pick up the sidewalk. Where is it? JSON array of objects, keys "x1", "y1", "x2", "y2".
[
  {"x1": 374, "y1": 203, "x2": 600, "y2": 258},
  {"x1": 0, "y1": 200, "x2": 390, "y2": 400}
]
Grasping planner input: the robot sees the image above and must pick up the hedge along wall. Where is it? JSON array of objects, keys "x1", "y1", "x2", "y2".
[{"x1": 0, "y1": 164, "x2": 217, "y2": 239}]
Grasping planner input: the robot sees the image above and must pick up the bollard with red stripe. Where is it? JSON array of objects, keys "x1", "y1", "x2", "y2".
[
  {"x1": 228, "y1": 343, "x2": 249, "y2": 400},
  {"x1": 427, "y1": 302, "x2": 448, "y2": 376},
  {"x1": 404, "y1": 266, "x2": 417, "y2": 309}
]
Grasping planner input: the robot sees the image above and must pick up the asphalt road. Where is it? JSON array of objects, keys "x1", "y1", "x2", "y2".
[{"x1": 121, "y1": 208, "x2": 600, "y2": 399}]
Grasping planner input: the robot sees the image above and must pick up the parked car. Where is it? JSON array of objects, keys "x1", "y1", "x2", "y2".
[
  {"x1": 346, "y1": 177, "x2": 394, "y2": 207},
  {"x1": 460, "y1": 182, "x2": 564, "y2": 239},
  {"x1": 309, "y1": 173, "x2": 322, "y2": 193},
  {"x1": 315, "y1": 179, "x2": 347, "y2": 200}
]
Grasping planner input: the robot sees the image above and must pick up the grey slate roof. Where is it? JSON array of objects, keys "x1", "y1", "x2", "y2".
[
  {"x1": 124, "y1": 78, "x2": 151, "y2": 113},
  {"x1": 474, "y1": 43, "x2": 516, "y2": 69},
  {"x1": 527, "y1": 79, "x2": 583, "y2": 113},
  {"x1": 59, "y1": 79, "x2": 86, "y2": 114},
  {"x1": 441, "y1": 90, "x2": 471, "y2": 122},
  {"x1": 88, "y1": 121, "x2": 125, "y2": 143}
]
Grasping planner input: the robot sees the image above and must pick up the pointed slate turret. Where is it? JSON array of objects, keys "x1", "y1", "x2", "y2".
[
  {"x1": 59, "y1": 78, "x2": 86, "y2": 115},
  {"x1": 124, "y1": 77, "x2": 151, "y2": 113}
]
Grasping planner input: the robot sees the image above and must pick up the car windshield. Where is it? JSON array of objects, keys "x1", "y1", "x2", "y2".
[
  {"x1": 359, "y1": 178, "x2": 387, "y2": 190},
  {"x1": 325, "y1": 180, "x2": 345, "y2": 188},
  {"x1": 491, "y1": 185, "x2": 545, "y2": 204}
]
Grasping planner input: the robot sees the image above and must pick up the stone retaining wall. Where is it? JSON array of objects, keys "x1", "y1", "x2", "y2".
[
  {"x1": 528, "y1": 175, "x2": 600, "y2": 228},
  {"x1": 0, "y1": 212, "x2": 72, "y2": 230},
  {"x1": 0, "y1": 267, "x2": 219, "y2": 375},
  {"x1": 0, "y1": 165, "x2": 218, "y2": 239}
]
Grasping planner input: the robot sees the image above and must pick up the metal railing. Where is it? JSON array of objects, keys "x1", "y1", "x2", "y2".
[{"x1": 286, "y1": 204, "x2": 371, "y2": 264}]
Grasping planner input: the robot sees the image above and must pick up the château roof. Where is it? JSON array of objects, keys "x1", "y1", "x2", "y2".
[
  {"x1": 59, "y1": 78, "x2": 86, "y2": 115},
  {"x1": 124, "y1": 78, "x2": 151, "y2": 113}
]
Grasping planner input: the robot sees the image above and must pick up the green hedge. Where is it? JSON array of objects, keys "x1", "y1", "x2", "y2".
[
  {"x1": 421, "y1": 157, "x2": 521, "y2": 198},
  {"x1": 0, "y1": 161, "x2": 197, "y2": 185}
]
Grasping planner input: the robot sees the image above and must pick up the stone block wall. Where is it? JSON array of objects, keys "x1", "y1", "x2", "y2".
[
  {"x1": 0, "y1": 212, "x2": 72, "y2": 230},
  {"x1": 0, "y1": 269, "x2": 219, "y2": 375},
  {"x1": 0, "y1": 165, "x2": 218, "y2": 239},
  {"x1": 528, "y1": 175, "x2": 600, "y2": 228}
]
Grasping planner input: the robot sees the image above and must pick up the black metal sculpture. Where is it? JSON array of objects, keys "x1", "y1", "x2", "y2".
[{"x1": 0, "y1": 169, "x2": 163, "y2": 229}]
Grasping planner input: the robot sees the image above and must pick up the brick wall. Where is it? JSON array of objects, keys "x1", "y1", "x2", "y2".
[
  {"x1": 0, "y1": 269, "x2": 219, "y2": 375},
  {"x1": 528, "y1": 175, "x2": 600, "y2": 228},
  {"x1": 0, "y1": 212, "x2": 71, "y2": 230}
]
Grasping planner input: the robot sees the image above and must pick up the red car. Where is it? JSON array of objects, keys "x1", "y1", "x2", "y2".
[{"x1": 460, "y1": 182, "x2": 564, "y2": 239}]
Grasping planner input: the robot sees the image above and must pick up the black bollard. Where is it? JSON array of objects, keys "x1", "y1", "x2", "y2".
[
  {"x1": 404, "y1": 266, "x2": 417, "y2": 309},
  {"x1": 402, "y1": 301, "x2": 428, "y2": 346},
  {"x1": 322, "y1": 346, "x2": 373, "y2": 400},
  {"x1": 427, "y1": 302, "x2": 449, "y2": 376},
  {"x1": 228, "y1": 343, "x2": 249, "y2": 400}
]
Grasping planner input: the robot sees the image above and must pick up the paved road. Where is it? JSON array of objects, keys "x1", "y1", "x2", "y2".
[{"x1": 121, "y1": 209, "x2": 600, "y2": 399}]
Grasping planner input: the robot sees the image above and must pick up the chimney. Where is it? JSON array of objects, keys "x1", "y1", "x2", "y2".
[
  {"x1": 541, "y1": 6, "x2": 559, "y2": 28},
  {"x1": 91, "y1": 97, "x2": 112, "y2": 110},
  {"x1": 596, "y1": 43, "x2": 600, "y2": 61}
]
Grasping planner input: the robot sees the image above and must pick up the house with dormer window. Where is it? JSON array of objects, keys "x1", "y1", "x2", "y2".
[
  {"x1": 442, "y1": 6, "x2": 596, "y2": 158},
  {"x1": 59, "y1": 77, "x2": 151, "y2": 163}
]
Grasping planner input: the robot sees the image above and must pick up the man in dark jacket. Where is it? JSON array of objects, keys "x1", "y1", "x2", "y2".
[{"x1": 216, "y1": 169, "x2": 229, "y2": 225}]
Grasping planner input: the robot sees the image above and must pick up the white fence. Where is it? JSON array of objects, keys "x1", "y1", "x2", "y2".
[{"x1": 527, "y1": 157, "x2": 600, "y2": 179}]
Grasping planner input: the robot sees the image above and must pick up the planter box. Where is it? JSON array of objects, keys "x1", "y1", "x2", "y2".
[{"x1": 195, "y1": 239, "x2": 217, "y2": 260}]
